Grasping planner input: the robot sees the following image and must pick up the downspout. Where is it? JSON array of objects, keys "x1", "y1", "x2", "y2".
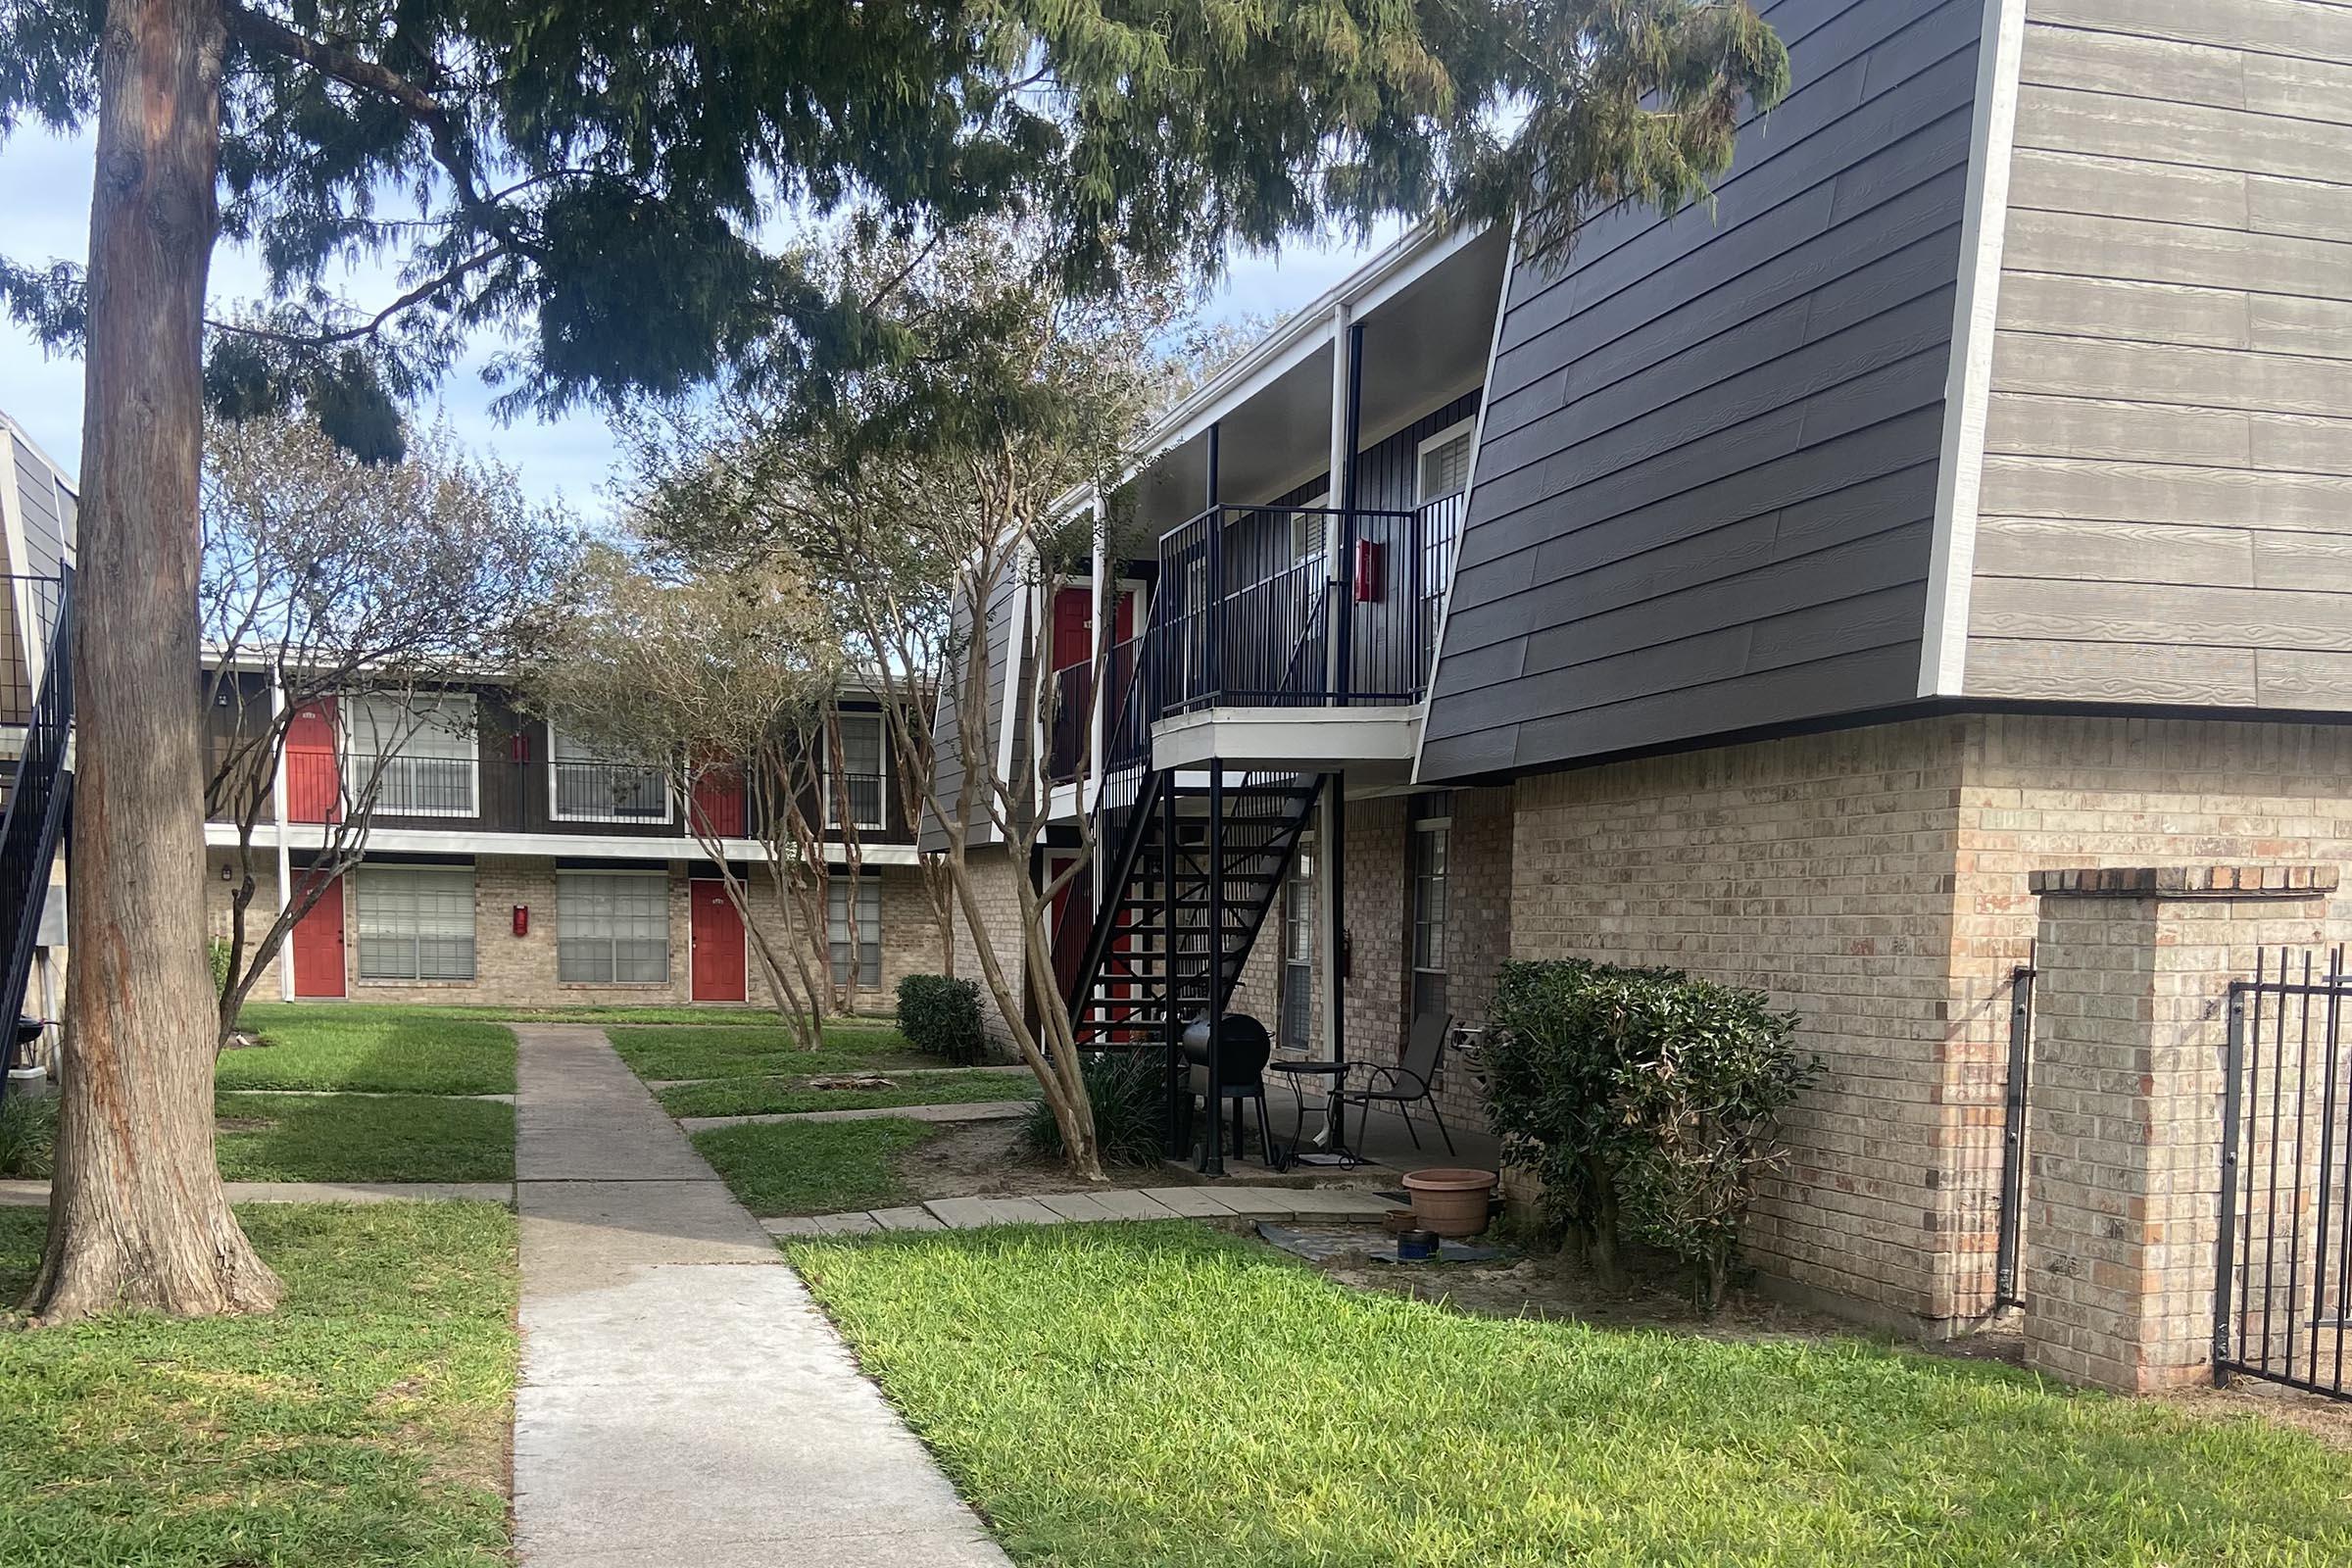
[{"x1": 270, "y1": 666, "x2": 293, "y2": 1001}]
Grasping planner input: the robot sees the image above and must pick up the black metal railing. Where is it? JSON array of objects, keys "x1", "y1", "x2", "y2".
[
  {"x1": 345, "y1": 753, "x2": 481, "y2": 817},
  {"x1": 551, "y1": 758, "x2": 669, "y2": 822},
  {"x1": 1048, "y1": 660, "x2": 1092, "y2": 783},
  {"x1": 1145, "y1": 499, "x2": 1459, "y2": 720},
  {"x1": 2215, "y1": 946, "x2": 2352, "y2": 1401},
  {"x1": 824, "y1": 770, "x2": 887, "y2": 831},
  {"x1": 0, "y1": 567, "x2": 70, "y2": 1089}
]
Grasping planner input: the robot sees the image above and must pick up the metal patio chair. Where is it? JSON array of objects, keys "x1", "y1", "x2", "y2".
[{"x1": 1331, "y1": 1009, "x2": 1456, "y2": 1156}]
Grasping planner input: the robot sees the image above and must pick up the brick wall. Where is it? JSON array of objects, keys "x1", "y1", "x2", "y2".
[
  {"x1": 947, "y1": 844, "x2": 1029, "y2": 1046},
  {"x1": 1506, "y1": 712, "x2": 2352, "y2": 1333},
  {"x1": 1512, "y1": 721, "x2": 1970, "y2": 1327},
  {"x1": 208, "y1": 853, "x2": 940, "y2": 1014}
]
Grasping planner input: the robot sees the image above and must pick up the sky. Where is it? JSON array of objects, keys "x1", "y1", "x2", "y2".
[{"x1": 0, "y1": 127, "x2": 1399, "y2": 519}]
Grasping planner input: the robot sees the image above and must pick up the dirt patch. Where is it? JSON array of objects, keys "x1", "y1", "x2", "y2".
[
  {"x1": 1302, "y1": 1236, "x2": 1857, "y2": 1343},
  {"x1": 214, "y1": 1116, "x2": 276, "y2": 1135},
  {"x1": 889, "y1": 1119, "x2": 1181, "y2": 1200}
]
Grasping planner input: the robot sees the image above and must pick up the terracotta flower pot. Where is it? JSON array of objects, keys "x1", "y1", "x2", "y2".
[{"x1": 1400, "y1": 1167, "x2": 1498, "y2": 1238}]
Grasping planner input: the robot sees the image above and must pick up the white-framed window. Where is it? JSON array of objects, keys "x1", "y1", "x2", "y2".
[
  {"x1": 345, "y1": 692, "x2": 477, "y2": 817},
  {"x1": 828, "y1": 875, "x2": 882, "y2": 988},
  {"x1": 1416, "y1": 418, "x2": 1475, "y2": 505},
  {"x1": 355, "y1": 864, "x2": 476, "y2": 982},
  {"x1": 558, "y1": 869, "x2": 669, "y2": 984},
  {"x1": 825, "y1": 713, "x2": 887, "y2": 832},
  {"x1": 1280, "y1": 836, "x2": 1315, "y2": 1054},
  {"x1": 549, "y1": 726, "x2": 670, "y2": 824},
  {"x1": 1290, "y1": 490, "x2": 1332, "y2": 568}
]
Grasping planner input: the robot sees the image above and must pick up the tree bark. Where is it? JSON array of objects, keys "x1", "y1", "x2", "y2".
[{"x1": 27, "y1": 0, "x2": 284, "y2": 1323}]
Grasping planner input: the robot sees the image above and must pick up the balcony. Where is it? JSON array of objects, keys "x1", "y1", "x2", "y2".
[
  {"x1": 550, "y1": 759, "x2": 669, "y2": 824},
  {"x1": 1106, "y1": 498, "x2": 1463, "y2": 770}
]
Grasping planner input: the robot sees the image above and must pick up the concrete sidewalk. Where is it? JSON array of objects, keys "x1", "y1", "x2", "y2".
[{"x1": 511, "y1": 1024, "x2": 1008, "y2": 1568}]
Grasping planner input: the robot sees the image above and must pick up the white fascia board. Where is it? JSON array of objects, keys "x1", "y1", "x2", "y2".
[
  {"x1": 1919, "y1": 0, "x2": 2027, "y2": 698},
  {"x1": 199, "y1": 820, "x2": 918, "y2": 866},
  {"x1": 1151, "y1": 705, "x2": 1422, "y2": 771}
]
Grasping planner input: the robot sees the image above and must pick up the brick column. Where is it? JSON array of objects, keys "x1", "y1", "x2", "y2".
[{"x1": 2023, "y1": 866, "x2": 2335, "y2": 1393}]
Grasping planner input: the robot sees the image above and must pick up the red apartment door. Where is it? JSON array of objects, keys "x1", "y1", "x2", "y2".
[
  {"x1": 285, "y1": 697, "x2": 340, "y2": 823},
  {"x1": 290, "y1": 875, "x2": 346, "y2": 998},
  {"x1": 1052, "y1": 586, "x2": 1092, "y2": 670},
  {"x1": 691, "y1": 763, "x2": 747, "y2": 838},
  {"x1": 691, "y1": 879, "x2": 748, "y2": 1002}
]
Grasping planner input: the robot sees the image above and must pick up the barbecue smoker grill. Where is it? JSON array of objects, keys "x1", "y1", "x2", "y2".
[{"x1": 1178, "y1": 1013, "x2": 1273, "y2": 1173}]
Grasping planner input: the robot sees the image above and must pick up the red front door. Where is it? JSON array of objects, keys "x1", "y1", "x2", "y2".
[
  {"x1": 691, "y1": 763, "x2": 747, "y2": 838},
  {"x1": 1052, "y1": 585, "x2": 1092, "y2": 670},
  {"x1": 285, "y1": 698, "x2": 340, "y2": 823},
  {"x1": 290, "y1": 874, "x2": 346, "y2": 998},
  {"x1": 690, "y1": 879, "x2": 748, "y2": 1002}
]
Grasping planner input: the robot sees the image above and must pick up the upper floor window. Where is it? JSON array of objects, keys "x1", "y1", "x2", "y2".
[
  {"x1": 1416, "y1": 420, "x2": 1474, "y2": 505},
  {"x1": 549, "y1": 727, "x2": 670, "y2": 824},
  {"x1": 826, "y1": 713, "x2": 887, "y2": 832},
  {"x1": 345, "y1": 693, "x2": 476, "y2": 818}
]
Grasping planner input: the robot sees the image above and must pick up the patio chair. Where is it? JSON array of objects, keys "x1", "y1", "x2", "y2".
[{"x1": 1331, "y1": 1010, "x2": 1456, "y2": 1156}]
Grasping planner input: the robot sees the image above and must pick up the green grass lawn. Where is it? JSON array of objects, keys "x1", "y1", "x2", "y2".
[
  {"x1": 788, "y1": 1223, "x2": 2352, "y2": 1568},
  {"x1": 216, "y1": 1093, "x2": 514, "y2": 1183},
  {"x1": 692, "y1": 1118, "x2": 940, "y2": 1215},
  {"x1": 224, "y1": 1007, "x2": 517, "y2": 1096},
  {"x1": 610, "y1": 1023, "x2": 923, "y2": 1083},
  {"x1": 659, "y1": 1069, "x2": 1036, "y2": 1119},
  {"x1": 0, "y1": 1201, "x2": 516, "y2": 1567},
  {"x1": 243, "y1": 1001, "x2": 895, "y2": 1026}
]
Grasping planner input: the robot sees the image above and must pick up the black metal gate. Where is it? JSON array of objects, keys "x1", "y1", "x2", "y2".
[
  {"x1": 1992, "y1": 960, "x2": 2034, "y2": 1311},
  {"x1": 2214, "y1": 947, "x2": 2352, "y2": 1400}
]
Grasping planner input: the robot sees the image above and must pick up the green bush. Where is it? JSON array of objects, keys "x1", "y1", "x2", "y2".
[
  {"x1": 897, "y1": 974, "x2": 985, "y2": 1066},
  {"x1": 209, "y1": 936, "x2": 234, "y2": 996},
  {"x1": 1484, "y1": 958, "x2": 1819, "y2": 1312},
  {"x1": 1020, "y1": 1051, "x2": 1163, "y2": 1167},
  {"x1": 0, "y1": 1093, "x2": 57, "y2": 1179}
]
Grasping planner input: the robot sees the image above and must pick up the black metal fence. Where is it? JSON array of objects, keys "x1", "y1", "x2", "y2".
[
  {"x1": 2215, "y1": 947, "x2": 2352, "y2": 1400},
  {"x1": 1993, "y1": 958, "x2": 2035, "y2": 1310}
]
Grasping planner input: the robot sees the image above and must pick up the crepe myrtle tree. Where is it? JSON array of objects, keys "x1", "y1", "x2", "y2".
[
  {"x1": 0, "y1": 0, "x2": 1785, "y2": 1316},
  {"x1": 202, "y1": 412, "x2": 576, "y2": 1045},
  {"x1": 632, "y1": 227, "x2": 1187, "y2": 1181},
  {"x1": 524, "y1": 546, "x2": 859, "y2": 1047}
]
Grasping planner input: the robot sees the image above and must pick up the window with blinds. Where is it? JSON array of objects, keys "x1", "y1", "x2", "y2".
[
  {"x1": 1416, "y1": 422, "x2": 1474, "y2": 505},
  {"x1": 828, "y1": 876, "x2": 882, "y2": 988},
  {"x1": 558, "y1": 871, "x2": 670, "y2": 984},
  {"x1": 345, "y1": 692, "x2": 477, "y2": 816},
  {"x1": 356, "y1": 865, "x2": 476, "y2": 982},
  {"x1": 826, "y1": 714, "x2": 888, "y2": 830}
]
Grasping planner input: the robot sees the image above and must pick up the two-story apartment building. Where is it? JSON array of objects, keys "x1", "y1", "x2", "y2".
[
  {"x1": 207, "y1": 674, "x2": 940, "y2": 1010},
  {"x1": 0, "y1": 409, "x2": 75, "y2": 1066},
  {"x1": 964, "y1": 0, "x2": 2352, "y2": 1340}
]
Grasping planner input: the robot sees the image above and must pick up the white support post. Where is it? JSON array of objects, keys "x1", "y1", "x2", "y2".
[
  {"x1": 1087, "y1": 488, "x2": 1106, "y2": 831},
  {"x1": 1322, "y1": 302, "x2": 1353, "y2": 695},
  {"x1": 270, "y1": 665, "x2": 295, "y2": 1001}
]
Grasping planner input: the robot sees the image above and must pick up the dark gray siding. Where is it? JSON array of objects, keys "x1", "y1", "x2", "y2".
[
  {"x1": 922, "y1": 563, "x2": 1020, "y2": 852},
  {"x1": 1419, "y1": 0, "x2": 1979, "y2": 778},
  {"x1": 11, "y1": 433, "x2": 71, "y2": 578}
]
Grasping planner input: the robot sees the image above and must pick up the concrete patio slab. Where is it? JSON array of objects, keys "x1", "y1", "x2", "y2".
[
  {"x1": 1088, "y1": 1189, "x2": 1185, "y2": 1219},
  {"x1": 1034, "y1": 1191, "x2": 1128, "y2": 1221},
  {"x1": 1137, "y1": 1185, "x2": 1241, "y2": 1217},
  {"x1": 869, "y1": 1205, "x2": 946, "y2": 1232}
]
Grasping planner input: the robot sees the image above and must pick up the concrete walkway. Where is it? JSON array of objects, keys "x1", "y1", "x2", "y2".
[
  {"x1": 0, "y1": 1178, "x2": 512, "y2": 1206},
  {"x1": 511, "y1": 1024, "x2": 1009, "y2": 1568},
  {"x1": 677, "y1": 1099, "x2": 1033, "y2": 1133},
  {"x1": 766, "y1": 1183, "x2": 1396, "y2": 1236}
]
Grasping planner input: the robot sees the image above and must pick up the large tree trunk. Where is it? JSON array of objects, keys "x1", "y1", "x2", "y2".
[{"x1": 27, "y1": 0, "x2": 283, "y2": 1324}]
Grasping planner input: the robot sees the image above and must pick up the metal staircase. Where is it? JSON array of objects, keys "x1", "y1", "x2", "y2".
[{"x1": 0, "y1": 567, "x2": 72, "y2": 1105}]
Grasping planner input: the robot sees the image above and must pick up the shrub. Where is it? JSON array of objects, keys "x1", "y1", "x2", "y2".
[
  {"x1": 1021, "y1": 1051, "x2": 1163, "y2": 1167},
  {"x1": 897, "y1": 974, "x2": 985, "y2": 1065},
  {"x1": 1483, "y1": 958, "x2": 1819, "y2": 1312},
  {"x1": 209, "y1": 936, "x2": 234, "y2": 996},
  {"x1": 0, "y1": 1093, "x2": 58, "y2": 1179}
]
